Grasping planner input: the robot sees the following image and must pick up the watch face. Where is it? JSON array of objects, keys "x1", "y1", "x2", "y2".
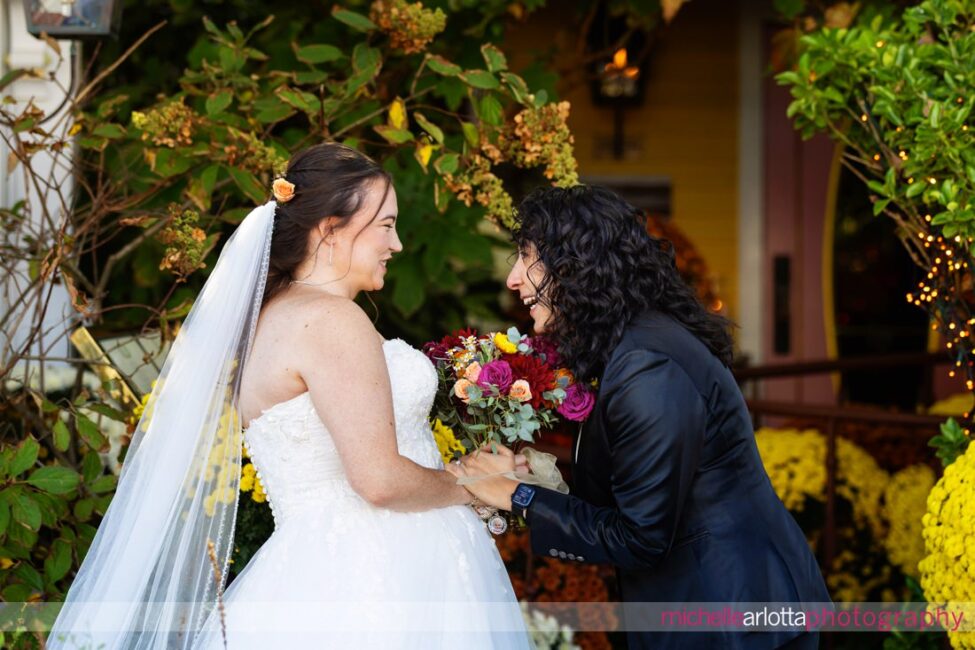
[{"x1": 513, "y1": 484, "x2": 535, "y2": 507}]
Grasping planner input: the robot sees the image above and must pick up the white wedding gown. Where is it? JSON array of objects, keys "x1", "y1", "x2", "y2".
[{"x1": 194, "y1": 338, "x2": 534, "y2": 649}]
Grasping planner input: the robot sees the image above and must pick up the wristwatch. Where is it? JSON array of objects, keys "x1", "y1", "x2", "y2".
[{"x1": 511, "y1": 483, "x2": 537, "y2": 520}]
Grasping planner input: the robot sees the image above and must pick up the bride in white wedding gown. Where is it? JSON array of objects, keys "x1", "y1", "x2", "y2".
[{"x1": 47, "y1": 142, "x2": 532, "y2": 649}]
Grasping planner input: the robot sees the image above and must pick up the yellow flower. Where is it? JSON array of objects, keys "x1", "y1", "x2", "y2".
[
  {"x1": 920, "y1": 442, "x2": 975, "y2": 649},
  {"x1": 431, "y1": 418, "x2": 466, "y2": 465},
  {"x1": 251, "y1": 479, "x2": 267, "y2": 503},
  {"x1": 493, "y1": 332, "x2": 517, "y2": 354},
  {"x1": 388, "y1": 97, "x2": 408, "y2": 130},
  {"x1": 754, "y1": 427, "x2": 888, "y2": 538},
  {"x1": 884, "y1": 464, "x2": 936, "y2": 577}
]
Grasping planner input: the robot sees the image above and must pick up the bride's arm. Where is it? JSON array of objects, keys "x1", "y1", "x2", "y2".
[{"x1": 295, "y1": 298, "x2": 471, "y2": 512}]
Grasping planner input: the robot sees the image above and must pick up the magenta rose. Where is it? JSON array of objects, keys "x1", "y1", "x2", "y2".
[
  {"x1": 476, "y1": 360, "x2": 513, "y2": 393},
  {"x1": 557, "y1": 383, "x2": 595, "y2": 422}
]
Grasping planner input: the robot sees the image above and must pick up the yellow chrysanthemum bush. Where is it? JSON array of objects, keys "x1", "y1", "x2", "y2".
[
  {"x1": 755, "y1": 427, "x2": 934, "y2": 602},
  {"x1": 919, "y1": 442, "x2": 975, "y2": 649}
]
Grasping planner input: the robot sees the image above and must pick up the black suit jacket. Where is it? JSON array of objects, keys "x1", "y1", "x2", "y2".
[{"x1": 525, "y1": 311, "x2": 831, "y2": 649}]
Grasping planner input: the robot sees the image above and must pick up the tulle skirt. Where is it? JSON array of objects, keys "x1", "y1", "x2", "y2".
[{"x1": 192, "y1": 501, "x2": 534, "y2": 649}]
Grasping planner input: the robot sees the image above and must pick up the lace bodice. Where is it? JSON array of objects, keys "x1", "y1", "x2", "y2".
[{"x1": 242, "y1": 338, "x2": 443, "y2": 528}]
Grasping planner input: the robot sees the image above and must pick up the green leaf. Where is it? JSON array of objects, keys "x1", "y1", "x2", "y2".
[
  {"x1": 11, "y1": 493, "x2": 41, "y2": 532},
  {"x1": 479, "y1": 94, "x2": 503, "y2": 127},
  {"x1": 226, "y1": 166, "x2": 267, "y2": 204},
  {"x1": 80, "y1": 452, "x2": 102, "y2": 484},
  {"x1": 533, "y1": 89, "x2": 548, "y2": 107},
  {"x1": 13, "y1": 116, "x2": 36, "y2": 133},
  {"x1": 92, "y1": 123, "x2": 126, "y2": 139},
  {"x1": 392, "y1": 259, "x2": 425, "y2": 317},
  {"x1": 187, "y1": 164, "x2": 220, "y2": 212},
  {"x1": 1, "y1": 584, "x2": 33, "y2": 602},
  {"x1": 205, "y1": 89, "x2": 233, "y2": 116},
  {"x1": 373, "y1": 125, "x2": 414, "y2": 145},
  {"x1": 347, "y1": 44, "x2": 382, "y2": 92},
  {"x1": 75, "y1": 414, "x2": 109, "y2": 453},
  {"x1": 9, "y1": 437, "x2": 39, "y2": 477},
  {"x1": 86, "y1": 403, "x2": 126, "y2": 422},
  {"x1": 44, "y1": 538, "x2": 72, "y2": 583},
  {"x1": 255, "y1": 100, "x2": 295, "y2": 124},
  {"x1": 278, "y1": 88, "x2": 318, "y2": 113},
  {"x1": 331, "y1": 8, "x2": 377, "y2": 32},
  {"x1": 500, "y1": 72, "x2": 530, "y2": 104},
  {"x1": 413, "y1": 112, "x2": 444, "y2": 145},
  {"x1": 460, "y1": 70, "x2": 499, "y2": 90},
  {"x1": 296, "y1": 43, "x2": 343, "y2": 64},
  {"x1": 73, "y1": 498, "x2": 95, "y2": 522},
  {"x1": 13, "y1": 562, "x2": 43, "y2": 591},
  {"x1": 480, "y1": 44, "x2": 508, "y2": 73},
  {"x1": 426, "y1": 55, "x2": 461, "y2": 77},
  {"x1": 905, "y1": 180, "x2": 926, "y2": 198},
  {"x1": 89, "y1": 474, "x2": 117, "y2": 495},
  {"x1": 433, "y1": 153, "x2": 459, "y2": 175},
  {"x1": 0, "y1": 68, "x2": 28, "y2": 92},
  {"x1": 52, "y1": 419, "x2": 70, "y2": 453},
  {"x1": 461, "y1": 122, "x2": 480, "y2": 149},
  {"x1": 151, "y1": 149, "x2": 194, "y2": 178},
  {"x1": 26, "y1": 466, "x2": 80, "y2": 495},
  {"x1": 0, "y1": 500, "x2": 9, "y2": 537}
]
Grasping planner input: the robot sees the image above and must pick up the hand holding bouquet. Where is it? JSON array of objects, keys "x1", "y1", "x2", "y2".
[{"x1": 424, "y1": 327, "x2": 595, "y2": 533}]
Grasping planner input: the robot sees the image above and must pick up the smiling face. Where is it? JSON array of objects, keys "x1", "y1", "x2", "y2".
[
  {"x1": 324, "y1": 177, "x2": 402, "y2": 294},
  {"x1": 506, "y1": 242, "x2": 554, "y2": 334}
]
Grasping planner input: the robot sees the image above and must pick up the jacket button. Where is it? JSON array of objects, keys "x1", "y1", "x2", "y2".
[
  {"x1": 548, "y1": 548, "x2": 558, "y2": 557},
  {"x1": 567, "y1": 553, "x2": 576, "y2": 560},
  {"x1": 577, "y1": 556, "x2": 584, "y2": 562},
  {"x1": 558, "y1": 551, "x2": 567, "y2": 559}
]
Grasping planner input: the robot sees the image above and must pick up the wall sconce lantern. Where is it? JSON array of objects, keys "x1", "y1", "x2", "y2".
[
  {"x1": 589, "y1": 5, "x2": 651, "y2": 159},
  {"x1": 597, "y1": 46, "x2": 645, "y2": 105},
  {"x1": 23, "y1": 0, "x2": 123, "y2": 39}
]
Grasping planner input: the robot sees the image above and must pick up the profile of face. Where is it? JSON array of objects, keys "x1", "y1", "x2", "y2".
[
  {"x1": 313, "y1": 178, "x2": 402, "y2": 295},
  {"x1": 506, "y1": 242, "x2": 554, "y2": 334}
]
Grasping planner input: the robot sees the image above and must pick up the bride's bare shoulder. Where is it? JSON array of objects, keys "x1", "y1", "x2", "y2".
[{"x1": 267, "y1": 292, "x2": 379, "y2": 347}]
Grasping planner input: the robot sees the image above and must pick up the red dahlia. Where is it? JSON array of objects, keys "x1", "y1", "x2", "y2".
[{"x1": 507, "y1": 354, "x2": 556, "y2": 409}]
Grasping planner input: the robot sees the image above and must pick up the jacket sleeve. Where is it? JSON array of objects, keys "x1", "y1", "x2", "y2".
[{"x1": 526, "y1": 349, "x2": 708, "y2": 571}]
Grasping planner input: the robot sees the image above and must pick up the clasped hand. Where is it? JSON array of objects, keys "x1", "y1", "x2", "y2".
[{"x1": 444, "y1": 444, "x2": 528, "y2": 512}]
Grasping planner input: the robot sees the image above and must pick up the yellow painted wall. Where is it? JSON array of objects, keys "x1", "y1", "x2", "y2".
[{"x1": 505, "y1": 0, "x2": 741, "y2": 320}]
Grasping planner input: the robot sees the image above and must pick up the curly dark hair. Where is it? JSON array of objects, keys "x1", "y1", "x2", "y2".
[{"x1": 512, "y1": 184, "x2": 735, "y2": 382}]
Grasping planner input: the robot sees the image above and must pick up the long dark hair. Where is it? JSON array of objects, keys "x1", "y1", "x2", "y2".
[
  {"x1": 262, "y1": 142, "x2": 391, "y2": 307},
  {"x1": 513, "y1": 184, "x2": 735, "y2": 382}
]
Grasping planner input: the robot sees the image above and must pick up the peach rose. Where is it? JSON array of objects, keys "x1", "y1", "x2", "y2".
[
  {"x1": 463, "y1": 361, "x2": 482, "y2": 383},
  {"x1": 272, "y1": 178, "x2": 295, "y2": 203},
  {"x1": 453, "y1": 378, "x2": 476, "y2": 404},
  {"x1": 508, "y1": 379, "x2": 532, "y2": 403}
]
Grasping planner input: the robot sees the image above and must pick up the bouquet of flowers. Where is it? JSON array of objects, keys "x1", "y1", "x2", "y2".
[{"x1": 423, "y1": 327, "x2": 595, "y2": 533}]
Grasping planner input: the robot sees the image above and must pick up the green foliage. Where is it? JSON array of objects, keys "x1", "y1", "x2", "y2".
[
  {"x1": 65, "y1": 6, "x2": 577, "y2": 336},
  {"x1": 776, "y1": 0, "x2": 975, "y2": 477},
  {"x1": 0, "y1": 394, "x2": 121, "y2": 637},
  {"x1": 929, "y1": 417, "x2": 971, "y2": 467}
]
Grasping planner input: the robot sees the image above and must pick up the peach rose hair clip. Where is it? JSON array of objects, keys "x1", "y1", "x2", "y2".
[{"x1": 272, "y1": 177, "x2": 296, "y2": 203}]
